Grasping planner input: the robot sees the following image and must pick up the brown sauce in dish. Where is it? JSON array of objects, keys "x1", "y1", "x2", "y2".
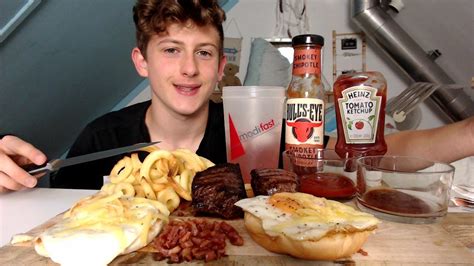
[
  {"x1": 299, "y1": 172, "x2": 356, "y2": 200},
  {"x1": 362, "y1": 188, "x2": 432, "y2": 214}
]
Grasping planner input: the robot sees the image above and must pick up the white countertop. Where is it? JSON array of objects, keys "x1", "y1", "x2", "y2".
[{"x1": 0, "y1": 188, "x2": 96, "y2": 246}]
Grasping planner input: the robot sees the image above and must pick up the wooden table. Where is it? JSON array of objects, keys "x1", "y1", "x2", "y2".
[{"x1": 0, "y1": 210, "x2": 472, "y2": 265}]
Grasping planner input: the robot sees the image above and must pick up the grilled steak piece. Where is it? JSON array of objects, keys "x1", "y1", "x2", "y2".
[
  {"x1": 192, "y1": 163, "x2": 246, "y2": 219},
  {"x1": 250, "y1": 168, "x2": 299, "y2": 196}
]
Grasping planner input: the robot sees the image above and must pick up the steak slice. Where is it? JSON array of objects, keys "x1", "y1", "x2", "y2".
[
  {"x1": 192, "y1": 163, "x2": 246, "y2": 219},
  {"x1": 250, "y1": 168, "x2": 299, "y2": 196}
]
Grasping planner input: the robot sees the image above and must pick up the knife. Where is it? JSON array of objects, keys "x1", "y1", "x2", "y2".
[{"x1": 24, "y1": 141, "x2": 161, "y2": 175}]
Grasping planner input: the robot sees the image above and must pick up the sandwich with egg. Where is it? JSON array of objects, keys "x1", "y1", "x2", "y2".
[
  {"x1": 235, "y1": 192, "x2": 379, "y2": 260},
  {"x1": 34, "y1": 192, "x2": 170, "y2": 266}
]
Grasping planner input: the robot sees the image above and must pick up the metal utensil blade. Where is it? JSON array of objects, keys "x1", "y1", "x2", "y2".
[{"x1": 27, "y1": 141, "x2": 160, "y2": 174}]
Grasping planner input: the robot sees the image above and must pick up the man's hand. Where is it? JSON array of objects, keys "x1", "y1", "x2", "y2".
[
  {"x1": 0, "y1": 135, "x2": 47, "y2": 192},
  {"x1": 467, "y1": 116, "x2": 474, "y2": 153}
]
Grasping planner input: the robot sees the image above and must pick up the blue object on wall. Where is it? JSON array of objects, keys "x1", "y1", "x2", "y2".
[
  {"x1": 325, "y1": 104, "x2": 337, "y2": 134},
  {"x1": 218, "y1": 0, "x2": 239, "y2": 12}
]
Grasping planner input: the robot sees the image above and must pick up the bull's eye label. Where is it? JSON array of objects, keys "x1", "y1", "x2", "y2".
[
  {"x1": 338, "y1": 86, "x2": 381, "y2": 144},
  {"x1": 285, "y1": 98, "x2": 325, "y2": 148}
]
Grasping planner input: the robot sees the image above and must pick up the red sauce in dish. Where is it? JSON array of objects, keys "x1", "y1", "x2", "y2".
[
  {"x1": 299, "y1": 172, "x2": 356, "y2": 200},
  {"x1": 361, "y1": 188, "x2": 432, "y2": 214}
]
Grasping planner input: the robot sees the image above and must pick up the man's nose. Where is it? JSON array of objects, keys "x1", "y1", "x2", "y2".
[{"x1": 181, "y1": 53, "x2": 199, "y2": 77}]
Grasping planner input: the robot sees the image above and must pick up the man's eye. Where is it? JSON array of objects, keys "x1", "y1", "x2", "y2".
[
  {"x1": 197, "y1": 50, "x2": 212, "y2": 57},
  {"x1": 164, "y1": 48, "x2": 179, "y2": 54}
]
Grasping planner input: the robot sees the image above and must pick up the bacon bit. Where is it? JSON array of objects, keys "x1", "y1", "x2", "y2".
[
  {"x1": 219, "y1": 221, "x2": 244, "y2": 246},
  {"x1": 204, "y1": 250, "x2": 217, "y2": 262},
  {"x1": 152, "y1": 219, "x2": 243, "y2": 263},
  {"x1": 357, "y1": 248, "x2": 368, "y2": 256},
  {"x1": 181, "y1": 247, "x2": 192, "y2": 261}
]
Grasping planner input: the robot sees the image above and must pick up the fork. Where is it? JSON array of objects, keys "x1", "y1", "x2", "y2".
[{"x1": 386, "y1": 82, "x2": 463, "y2": 123}]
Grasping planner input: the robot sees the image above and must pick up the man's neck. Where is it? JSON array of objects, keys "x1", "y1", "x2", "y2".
[{"x1": 145, "y1": 100, "x2": 209, "y2": 152}]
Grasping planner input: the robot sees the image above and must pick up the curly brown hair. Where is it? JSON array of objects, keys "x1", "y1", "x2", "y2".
[{"x1": 133, "y1": 0, "x2": 226, "y2": 58}]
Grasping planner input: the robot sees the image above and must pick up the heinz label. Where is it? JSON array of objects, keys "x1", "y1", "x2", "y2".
[
  {"x1": 285, "y1": 98, "x2": 325, "y2": 151},
  {"x1": 338, "y1": 86, "x2": 381, "y2": 144}
]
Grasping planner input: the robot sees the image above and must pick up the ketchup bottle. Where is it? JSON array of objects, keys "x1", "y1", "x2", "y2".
[{"x1": 333, "y1": 71, "x2": 387, "y2": 159}]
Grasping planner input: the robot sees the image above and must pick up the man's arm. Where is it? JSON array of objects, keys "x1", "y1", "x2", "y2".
[
  {"x1": 325, "y1": 117, "x2": 474, "y2": 163},
  {"x1": 385, "y1": 117, "x2": 474, "y2": 163}
]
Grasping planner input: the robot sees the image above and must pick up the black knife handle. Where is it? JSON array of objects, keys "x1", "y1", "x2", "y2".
[{"x1": 22, "y1": 163, "x2": 48, "y2": 175}]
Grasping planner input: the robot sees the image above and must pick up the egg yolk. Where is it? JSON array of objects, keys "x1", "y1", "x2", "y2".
[{"x1": 268, "y1": 192, "x2": 325, "y2": 215}]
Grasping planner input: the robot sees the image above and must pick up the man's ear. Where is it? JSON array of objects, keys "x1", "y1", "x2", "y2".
[
  {"x1": 217, "y1": 55, "x2": 227, "y2": 81},
  {"x1": 131, "y1": 47, "x2": 148, "y2": 77}
]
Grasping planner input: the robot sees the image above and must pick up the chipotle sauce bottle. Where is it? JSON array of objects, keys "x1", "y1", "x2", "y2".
[
  {"x1": 333, "y1": 71, "x2": 387, "y2": 159},
  {"x1": 285, "y1": 34, "x2": 325, "y2": 160}
]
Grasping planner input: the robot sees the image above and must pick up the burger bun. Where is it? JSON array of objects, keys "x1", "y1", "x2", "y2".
[{"x1": 244, "y1": 212, "x2": 373, "y2": 260}]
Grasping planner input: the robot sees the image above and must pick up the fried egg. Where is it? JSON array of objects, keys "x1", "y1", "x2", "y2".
[
  {"x1": 34, "y1": 192, "x2": 169, "y2": 266},
  {"x1": 235, "y1": 192, "x2": 379, "y2": 241}
]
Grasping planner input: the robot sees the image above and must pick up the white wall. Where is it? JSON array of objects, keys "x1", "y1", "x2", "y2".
[{"x1": 129, "y1": 0, "x2": 474, "y2": 130}]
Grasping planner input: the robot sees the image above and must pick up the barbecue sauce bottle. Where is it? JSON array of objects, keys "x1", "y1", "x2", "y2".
[
  {"x1": 285, "y1": 34, "x2": 325, "y2": 160},
  {"x1": 333, "y1": 71, "x2": 387, "y2": 159}
]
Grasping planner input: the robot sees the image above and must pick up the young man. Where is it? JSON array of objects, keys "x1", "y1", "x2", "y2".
[
  {"x1": 1, "y1": 0, "x2": 474, "y2": 192},
  {"x1": 48, "y1": 0, "x2": 228, "y2": 189}
]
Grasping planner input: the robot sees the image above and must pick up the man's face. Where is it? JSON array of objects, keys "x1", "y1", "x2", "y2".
[{"x1": 132, "y1": 22, "x2": 226, "y2": 116}]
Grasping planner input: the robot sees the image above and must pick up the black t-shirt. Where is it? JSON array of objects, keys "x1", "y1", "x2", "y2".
[
  {"x1": 51, "y1": 100, "x2": 226, "y2": 189},
  {"x1": 51, "y1": 100, "x2": 329, "y2": 189}
]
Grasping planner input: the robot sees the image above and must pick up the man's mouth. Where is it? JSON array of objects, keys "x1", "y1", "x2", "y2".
[{"x1": 175, "y1": 84, "x2": 200, "y2": 95}]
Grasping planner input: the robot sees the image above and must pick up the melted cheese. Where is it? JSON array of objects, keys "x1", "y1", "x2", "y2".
[{"x1": 235, "y1": 192, "x2": 379, "y2": 241}]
